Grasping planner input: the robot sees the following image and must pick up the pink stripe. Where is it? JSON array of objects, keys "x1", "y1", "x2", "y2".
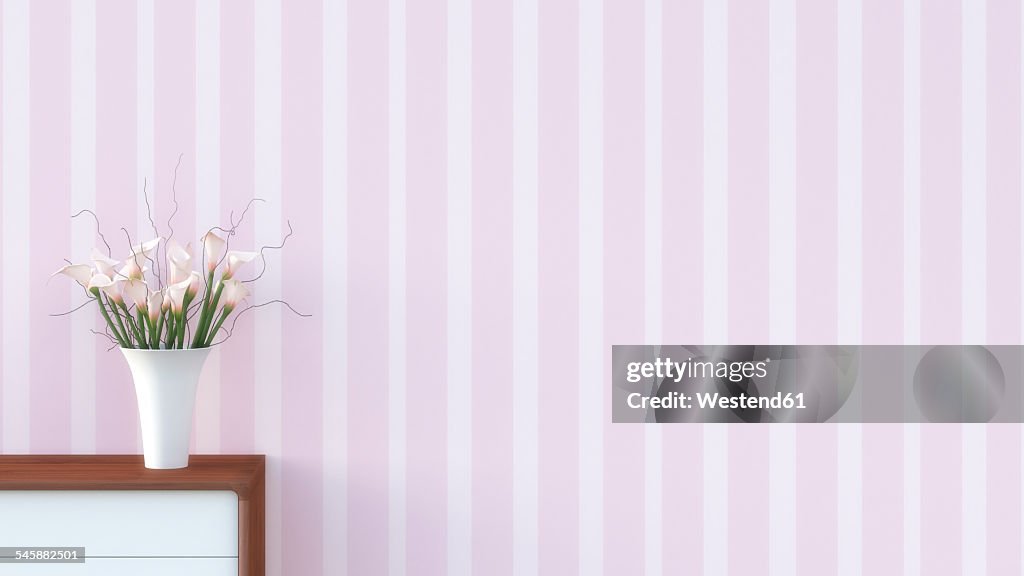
[
  {"x1": 537, "y1": 0, "x2": 579, "y2": 572},
  {"x1": 281, "y1": 1, "x2": 324, "y2": 574},
  {"x1": 987, "y1": 425, "x2": 1021, "y2": 572},
  {"x1": 154, "y1": 1, "x2": 196, "y2": 252},
  {"x1": 986, "y1": 0, "x2": 1022, "y2": 345},
  {"x1": 218, "y1": 0, "x2": 256, "y2": 454},
  {"x1": 986, "y1": 1, "x2": 1022, "y2": 572},
  {"x1": 29, "y1": 0, "x2": 73, "y2": 453},
  {"x1": 726, "y1": 2, "x2": 770, "y2": 572},
  {"x1": 795, "y1": 0, "x2": 838, "y2": 573},
  {"x1": 861, "y1": 0, "x2": 904, "y2": 570},
  {"x1": 471, "y1": 0, "x2": 514, "y2": 573},
  {"x1": 346, "y1": 0, "x2": 390, "y2": 573},
  {"x1": 919, "y1": 1, "x2": 963, "y2": 573},
  {"x1": 405, "y1": 0, "x2": 448, "y2": 573},
  {"x1": 603, "y1": 0, "x2": 646, "y2": 571},
  {"x1": 661, "y1": 0, "x2": 703, "y2": 572},
  {"x1": 95, "y1": 0, "x2": 138, "y2": 454}
]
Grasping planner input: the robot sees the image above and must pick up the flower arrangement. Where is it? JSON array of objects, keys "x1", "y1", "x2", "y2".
[{"x1": 52, "y1": 188, "x2": 299, "y2": 349}]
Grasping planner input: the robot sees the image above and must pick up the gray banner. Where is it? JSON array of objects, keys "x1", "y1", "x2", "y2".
[
  {"x1": 612, "y1": 345, "x2": 1022, "y2": 423},
  {"x1": 0, "y1": 547, "x2": 85, "y2": 563}
]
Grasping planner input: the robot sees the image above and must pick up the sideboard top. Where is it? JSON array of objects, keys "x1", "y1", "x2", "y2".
[{"x1": 0, "y1": 455, "x2": 265, "y2": 498}]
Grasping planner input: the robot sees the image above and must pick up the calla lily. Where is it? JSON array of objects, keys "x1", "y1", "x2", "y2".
[
  {"x1": 91, "y1": 248, "x2": 120, "y2": 277},
  {"x1": 223, "y1": 251, "x2": 259, "y2": 279},
  {"x1": 220, "y1": 279, "x2": 250, "y2": 310},
  {"x1": 202, "y1": 231, "x2": 226, "y2": 271},
  {"x1": 123, "y1": 279, "x2": 149, "y2": 310},
  {"x1": 53, "y1": 264, "x2": 94, "y2": 288},
  {"x1": 186, "y1": 270, "x2": 203, "y2": 299},
  {"x1": 128, "y1": 237, "x2": 162, "y2": 261},
  {"x1": 88, "y1": 274, "x2": 124, "y2": 303},
  {"x1": 161, "y1": 288, "x2": 172, "y2": 313},
  {"x1": 166, "y1": 240, "x2": 193, "y2": 284},
  {"x1": 147, "y1": 292, "x2": 162, "y2": 324},
  {"x1": 165, "y1": 276, "x2": 192, "y2": 313},
  {"x1": 116, "y1": 260, "x2": 146, "y2": 281}
]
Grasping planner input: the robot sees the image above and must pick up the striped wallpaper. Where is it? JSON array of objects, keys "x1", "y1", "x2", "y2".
[{"x1": 0, "y1": 0, "x2": 1021, "y2": 574}]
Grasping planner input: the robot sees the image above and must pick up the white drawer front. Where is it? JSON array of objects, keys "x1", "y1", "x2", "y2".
[
  {"x1": 0, "y1": 491, "x2": 238, "y2": 557},
  {"x1": 0, "y1": 558, "x2": 237, "y2": 575}
]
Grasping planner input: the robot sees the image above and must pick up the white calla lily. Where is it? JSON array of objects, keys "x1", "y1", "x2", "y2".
[
  {"x1": 147, "y1": 292, "x2": 163, "y2": 323},
  {"x1": 116, "y1": 259, "x2": 146, "y2": 281},
  {"x1": 53, "y1": 264, "x2": 94, "y2": 288},
  {"x1": 161, "y1": 288, "x2": 172, "y2": 313},
  {"x1": 88, "y1": 274, "x2": 124, "y2": 303},
  {"x1": 128, "y1": 237, "x2": 162, "y2": 261},
  {"x1": 123, "y1": 279, "x2": 149, "y2": 310},
  {"x1": 166, "y1": 276, "x2": 192, "y2": 314},
  {"x1": 202, "y1": 231, "x2": 226, "y2": 271},
  {"x1": 223, "y1": 251, "x2": 259, "y2": 279},
  {"x1": 166, "y1": 240, "x2": 193, "y2": 284},
  {"x1": 220, "y1": 279, "x2": 250, "y2": 310},
  {"x1": 91, "y1": 248, "x2": 120, "y2": 277},
  {"x1": 186, "y1": 271, "x2": 203, "y2": 299}
]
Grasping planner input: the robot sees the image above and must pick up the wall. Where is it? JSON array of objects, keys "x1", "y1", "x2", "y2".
[{"x1": 2, "y1": 0, "x2": 1021, "y2": 574}]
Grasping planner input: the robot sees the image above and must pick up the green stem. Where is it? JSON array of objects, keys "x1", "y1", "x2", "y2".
[
  {"x1": 107, "y1": 297, "x2": 132, "y2": 348},
  {"x1": 135, "y1": 309, "x2": 150, "y2": 349},
  {"x1": 191, "y1": 271, "x2": 216, "y2": 348},
  {"x1": 121, "y1": 304, "x2": 147, "y2": 349},
  {"x1": 92, "y1": 291, "x2": 128, "y2": 348},
  {"x1": 164, "y1": 312, "x2": 175, "y2": 349},
  {"x1": 204, "y1": 307, "x2": 231, "y2": 347},
  {"x1": 151, "y1": 312, "x2": 162, "y2": 349}
]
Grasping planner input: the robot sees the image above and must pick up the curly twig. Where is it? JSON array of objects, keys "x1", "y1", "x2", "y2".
[
  {"x1": 49, "y1": 299, "x2": 94, "y2": 317},
  {"x1": 164, "y1": 153, "x2": 183, "y2": 253},
  {"x1": 211, "y1": 299, "x2": 311, "y2": 345},
  {"x1": 90, "y1": 328, "x2": 119, "y2": 349},
  {"x1": 142, "y1": 178, "x2": 164, "y2": 288},
  {"x1": 71, "y1": 209, "x2": 112, "y2": 256},
  {"x1": 243, "y1": 220, "x2": 294, "y2": 283}
]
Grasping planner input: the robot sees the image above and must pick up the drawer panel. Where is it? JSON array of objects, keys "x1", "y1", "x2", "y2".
[
  {"x1": 0, "y1": 491, "x2": 237, "y2": 557},
  {"x1": 0, "y1": 558, "x2": 237, "y2": 575}
]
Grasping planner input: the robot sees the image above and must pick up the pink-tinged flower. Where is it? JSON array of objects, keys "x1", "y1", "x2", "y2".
[
  {"x1": 88, "y1": 274, "x2": 124, "y2": 304},
  {"x1": 123, "y1": 279, "x2": 149, "y2": 310},
  {"x1": 52, "y1": 264, "x2": 94, "y2": 288},
  {"x1": 147, "y1": 292, "x2": 163, "y2": 324},
  {"x1": 165, "y1": 276, "x2": 192, "y2": 314},
  {"x1": 201, "y1": 231, "x2": 226, "y2": 272},
  {"x1": 91, "y1": 248, "x2": 120, "y2": 278},
  {"x1": 128, "y1": 237, "x2": 162, "y2": 261},
  {"x1": 116, "y1": 259, "x2": 146, "y2": 281},
  {"x1": 186, "y1": 271, "x2": 203, "y2": 299},
  {"x1": 166, "y1": 240, "x2": 194, "y2": 284},
  {"x1": 222, "y1": 251, "x2": 259, "y2": 280},
  {"x1": 219, "y1": 279, "x2": 250, "y2": 311},
  {"x1": 161, "y1": 288, "x2": 172, "y2": 313}
]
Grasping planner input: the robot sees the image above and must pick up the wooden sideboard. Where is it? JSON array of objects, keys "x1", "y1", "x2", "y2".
[{"x1": 0, "y1": 455, "x2": 264, "y2": 575}]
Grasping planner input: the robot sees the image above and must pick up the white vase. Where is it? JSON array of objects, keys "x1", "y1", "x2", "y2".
[{"x1": 120, "y1": 347, "x2": 212, "y2": 469}]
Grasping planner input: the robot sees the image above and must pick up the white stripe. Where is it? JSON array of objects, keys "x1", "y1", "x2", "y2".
[
  {"x1": 323, "y1": 0, "x2": 349, "y2": 574},
  {"x1": 70, "y1": 0, "x2": 97, "y2": 455},
  {"x1": 837, "y1": 424, "x2": 863, "y2": 576},
  {"x1": 579, "y1": 0, "x2": 604, "y2": 572},
  {"x1": 254, "y1": 0, "x2": 283, "y2": 574},
  {"x1": 447, "y1": 0, "x2": 472, "y2": 573},
  {"x1": 768, "y1": 0, "x2": 796, "y2": 571},
  {"x1": 769, "y1": 425, "x2": 796, "y2": 576},
  {"x1": 195, "y1": 0, "x2": 221, "y2": 454},
  {"x1": 836, "y1": 0, "x2": 863, "y2": 573},
  {"x1": 703, "y1": 0, "x2": 728, "y2": 572},
  {"x1": 902, "y1": 0, "x2": 922, "y2": 572},
  {"x1": 1, "y1": 0, "x2": 30, "y2": 454},
  {"x1": 137, "y1": 0, "x2": 155, "y2": 255},
  {"x1": 962, "y1": 425, "x2": 986, "y2": 576},
  {"x1": 769, "y1": 0, "x2": 796, "y2": 345},
  {"x1": 643, "y1": 0, "x2": 663, "y2": 573},
  {"x1": 385, "y1": 0, "x2": 406, "y2": 572},
  {"x1": 512, "y1": 0, "x2": 539, "y2": 571},
  {"x1": 961, "y1": 0, "x2": 986, "y2": 343}
]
